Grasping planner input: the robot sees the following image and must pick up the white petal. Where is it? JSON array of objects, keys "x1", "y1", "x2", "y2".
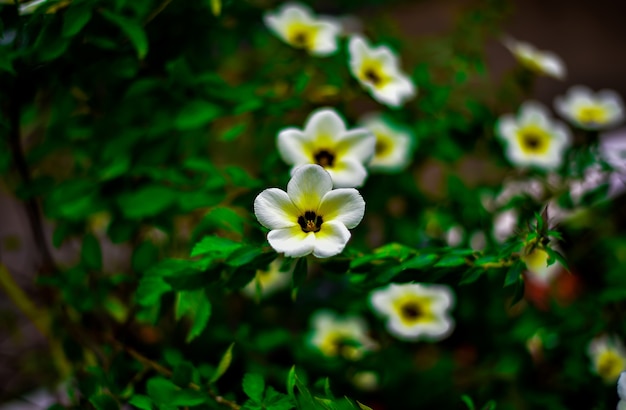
[
  {"x1": 348, "y1": 35, "x2": 369, "y2": 66},
  {"x1": 370, "y1": 287, "x2": 394, "y2": 316},
  {"x1": 317, "y1": 188, "x2": 365, "y2": 229},
  {"x1": 327, "y1": 157, "x2": 368, "y2": 188},
  {"x1": 312, "y1": 220, "x2": 351, "y2": 258},
  {"x1": 304, "y1": 108, "x2": 347, "y2": 138},
  {"x1": 277, "y1": 128, "x2": 314, "y2": 165},
  {"x1": 497, "y1": 115, "x2": 518, "y2": 141},
  {"x1": 287, "y1": 164, "x2": 333, "y2": 212},
  {"x1": 371, "y1": 75, "x2": 416, "y2": 107},
  {"x1": 386, "y1": 315, "x2": 453, "y2": 341},
  {"x1": 267, "y1": 226, "x2": 316, "y2": 257},
  {"x1": 539, "y1": 52, "x2": 566, "y2": 79},
  {"x1": 335, "y1": 128, "x2": 376, "y2": 162},
  {"x1": 372, "y1": 45, "x2": 399, "y2": 72},
  {"x1": 254, "y1": 188, "x2": 299, "y2": 230},
  {"x1": 309, "y1": 20, "x2": 341, "y2": 56},
  {"x1": 519, "y1": 101, "x2": 550, "y2": 127},
  {"x1": 618, "y1": 372, "x2": 626, "y2": 400}
]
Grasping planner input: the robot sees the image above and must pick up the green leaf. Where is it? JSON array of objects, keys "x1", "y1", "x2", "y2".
[
  {"x1": 132, "y1": 241, "x2": 159, "y2": 273},
  {"x1": 356, "y1": 401, "x2": 374, "y2": 410},
  {"x1": 434, "y1": 254, "x2": 467, "y2": 268},
  {"x1": 242, "y1": 373, "x2": 265, "y2": 402},
  {"x1": 504, "y1": 261, "x2": 524, "y2": 288},
  {"x1": 291, "y1": 258, "x2": 308, "y2": 289},
  {"x1": 226, "y1": 246, "x2": 263, "y2": 267},
  {"x1": 147, "y1": 377, "x2": 205, "y2": 406},
  {"x1": 81, "y1": 234, "x2": 102, "y2": 270},
  {"x1": 100, "y1": 10, "x2": 149, "y2": 59},
  {"x1": 175, "y1": 290, "x2": 212, "y2": 342},
  {"x1": 201, "y1": 207, "x2": 245, "y2": 235},
  {"x1": 89, "y1": 393, "x2": 119, "y2": 410},
  {"x1": 117, "y1": 186, "x2": 177, "y2": 219},
  {"x1": 286, "y1": 365, "x2": 296, "y2": 399},
  {"x1": 175, "y1": 101, "x2": 221, "y2": 130},
  {"x1": 510, "y1": 276, "x2": 525, "y2": 307},
  {"x1": 128, "y1": 394, "x2": 153, "y2": 410},
  {"x1": 221, "y1": 123, "x2": 247, "y2": 141},
  {"x1": 544, "y1": 247, "x2": 570, "y2": 272},
  {"x1": 264, "y1": 387, "x2": 294, "y2": 410},
  {"x1": 461, "y1": 395, "x2": 476, "y2": 410},
  {"x1": 210, "y1": 342, "x2": 234, "y2": 383},
  {"x1": 136, "y1": 276, "x2": 172, "y2": 306},
  {"x1": 172, "y1": 362, "x2": 195, "y2": 387},
  {"x1": 63, "y1": 4, "x2": 93, "y2": 37},
  {"x1": 191, "y1": 236, "x2": 242, "y2": 258},
  {"x1": 402, "y1": 253, "x2": 439, "y2": 270}
]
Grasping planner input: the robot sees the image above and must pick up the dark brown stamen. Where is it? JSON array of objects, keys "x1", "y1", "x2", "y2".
[
  {"x1": 298, "y1": 210, "x2": 323, "y2": 233},
  {"x1": 314, "y1": 150, "x2": 335, "y2": 167},
  {"x1": 364, "y1": 69, "x2": 382, "y2": 86},
  {"x1": 401, "y1": 302, "x2": 422, "y2": 320},
  {"x1": 292, "y1": 32, "x2": 307, "y2": 46}
]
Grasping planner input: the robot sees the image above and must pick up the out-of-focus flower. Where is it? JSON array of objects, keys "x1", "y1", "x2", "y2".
[
  {"x1": 352, "y1": 371, "x2": 379, "y2": 391},
  {"x1": 277, "y1": 108, "x2": 375, "y2": 188},
  {"x1": 359, "y1": 113, "x2": 414, "y2": 173},
  {"x1": 263, "y1": 3, "x2": 341, "y2": 56},
  {"x1": 348, "y1": 35, "x2": 416, "y2": 107},
  {"x1": 308, "y1": 310, "x2": 377, "y2": 359},
  {"x1": 496, "y1": 101, "x2": 572, "y2": 170},
  {"x1": 503, "y1": 37, "x2": 566, "y2": 80},
  {"x1": 588, "y1": 335, "x2": 626, "y2": 383},
  {"x1": 18, "y1": 0, "x2": 48, "y2": 14},
  {"x1": 370, "y1": 283, "x2": 455, "y2": 341},
  {"x1": 253, "y1": 164, "x2": 365, "y2": 258},
  {"x1": 493, "y1": 209, "x2": 518, "y2": 243},
  {"x1": 522, "y1": 246, "x2": 562, "y2": 285},
  {"x1": 555, "y1": 86, "x2": 624, "y2": 131},
  {"x1": 469, "y1": 231, "x2": 486, "y2": 251},
  {"x1": 445, "y1": 225, "x2": 464, "y2": 247},
  {"x1": 242, "y1": 258, "x2": 292, "y2": 298},
  {"x1": 618, "y1": 372, "x2": 626, "y2": 410}
]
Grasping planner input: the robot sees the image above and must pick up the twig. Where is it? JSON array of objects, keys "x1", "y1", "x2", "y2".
[{"x1": 144, "y1": 0, "x2": 174, "y2": 25}]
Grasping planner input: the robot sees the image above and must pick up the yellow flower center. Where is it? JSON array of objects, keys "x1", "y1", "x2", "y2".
[
  {"x1": 596, "y1": 350, "x2": 626, "y2": 381},
  {"x1": 393, "y1": 296, "x2": 435, "y2": 326},
  {"x1": 518, "y1": 54, "x2": 545, "y2": 74},
  {"x1": 298, "y1": 210, "x2": 323, "y2": 233},
  {"x1": 515, "y1": 125, "x2": 551, "y2": 155},
  {"x1": 286, "y1": 23, "x2": 318, "y2": 50},
  {"x1": 359, "y1": 60, "x2": 389, "y2": 89},
  {"x1": 318, "y1": 331, "x2": 361, "y2": 359},
  {"x1": 314, "y1": 149, "x2": 335, "y2": 167},
  {"x1": 575, "y1": 105, "x2": 608, "y2": 125},
  {"x1": 523, "y1": 248, "x2": 549, "y2": 272}
]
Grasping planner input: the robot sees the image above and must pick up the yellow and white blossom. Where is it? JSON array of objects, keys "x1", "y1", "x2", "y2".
[
  {"x1": 263, "y1": 3, "x2": 341, "y2": 56},
  {"x1": 359, "y1": 113, "x2": 414, "y2": 172},
  {"x1": 555, "y1": 86, "x2": 625, "y2": 130},
  {"x1": 504, "y1": 37, "x2": 566, "y2": 80},
  {"x1": 308, "y1": 310, "x2": 377, "y2": 359},
  {"x1": 348, "y1": 35, "x2": 416, "y2": 107},
  {"x1": 253, "y1": 164, "x2": 365, "y2": 258},
  {"x1": 496, "y1": 101, "x2": 572, "y2": 170},
  {"x1": 588, "y1": 335, "x2": 626, "y2": 382},
  {"x1": 522, "y1": 246, "x2": 562, "y2": 285},
  {"x1": 242, "y1": 258, "x2": 292, "y2": 298},
  {"x1": 618, "y1": 372, "x2": 626, "y2": 410},
  {"x1": 370, "y1": 283, "x2": 455, "y2": 342},
  {"x1": 277, "y1": 108, "x2": 375, "y2": 188}
]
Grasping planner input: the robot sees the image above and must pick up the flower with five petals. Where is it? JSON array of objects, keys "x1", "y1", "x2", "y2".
[
  {"x1": 263, "y1": 3, "x2": 341, "y2": 56},
  {"x1": 503, "y1": 37, "x2": 566, "y2": 80},
  {"x1": 348, "y1": 35, "x2": 416, "y2": 107},
  {"x1": 277, "y1": 108, "x2": 375, "y2": 188},
  {"x1": 555, "y1": 85, "x2": 625, "y2": 130},
  {"x1": 588, "y1": 335, "x2": 626, "y2": 383},
  {"x1": 359, "y1": 113, "x2": 415, "y2": 173},
  {"x1": 253, "y1": 164, "x2": 365, "y2": 258}
]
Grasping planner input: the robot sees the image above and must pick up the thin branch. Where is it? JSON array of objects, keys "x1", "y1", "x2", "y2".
[{"x1": 144, "y1": 0, "x2": 174, "y2": 25}]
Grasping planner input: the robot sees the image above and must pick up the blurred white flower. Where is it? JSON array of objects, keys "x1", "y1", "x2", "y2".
[
  {"x1": 503, "y1": 37, "x2": 566, "y2": 80},
  {"x1": 469, "y1": 231, "x2": 486, "y2": 251},
  {"x1": 277, "y1": 108, "x2": 375, "y2": 188},
  {"x1": 496, "y1": 101, "x2": 572, "y2": 170},
  {"x1": 348, "y1": 35, "x2": 416, "y2": 107},
  {"x1": 588, "y1": 335, "x2": 626, "y2": 383},
  {"x1": 308, "y1": 310, "x2": 377, "y2": 359},
  {"x1": 253, "y1": 164, "x2": 365, "y2": 258},
  {"x1": 359, "y1": 113, "x2": 414, "y2": 173},
  {"x1": 370, "y1": 283, "x2": 455, "y2": 342},
  {"x1": 493, "y1": 209, "x2": 518, "y2": 243},
  {"x1": 242, "y1": 258, "x2": 292, "y2": 298},
  {"x1": 618, "y1": 372, "x2": 626, "y2": 410},
  {"x1": 445, "y1": 225, "x2": 464, "y2": 247},
  {"x1": 263, "y1": 3, "x2": 341, "y2": 56},
  {"x1": 352, "y1": 371, "x2": 379, "y2": 391},
  {"x1": 18, "y1": 0, "x2": 49, "y2": 15},
  {"x1": 555, "y1": 86, "x2": 624, "y2": 130}
]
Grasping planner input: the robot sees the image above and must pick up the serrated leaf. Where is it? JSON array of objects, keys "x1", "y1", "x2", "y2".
[
  {"x1": 210, "y1": 343, "x2": 234, "y2": 383},
  {"x1": 100, "y1": 10, "x2": 148, "y2": 59},
  {"x1": 81, "y1": 234, "x2": 102, "y2": 270},
  {"x1": 242, "y1": 373, "x2": 265, "y2": 402},
  {"x1": 136, "y1": 276, "x2": 171, "y2": 306}
]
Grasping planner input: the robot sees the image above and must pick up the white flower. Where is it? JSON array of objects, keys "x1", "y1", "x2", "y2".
[
  {"x1": 348, "y1": 35, "x2": 416, "y2": 107},
  {"x1": 493, "y1": 209, "x2": 518, "y2": 243},
  {"x1": 359, "y1": 113, "x2": 414, "y2": 172},
  {"x1": 263, "y1": 3, "x2": 341, "y2": 56},
  {"x1": 277, "y1": 108, "x2": 375, "y2": 188},
  {"x1": 469, "y1": 231, "x2": 486, "y2": 251},
  {"x1": 555, "y1": 86, "x2": 625, "y2": 130},
  {"x1": 445, "y1": 225, "x2": 464, "y2": 247},
  {"x1": 253, "y1": 164, "x2": 365, "y2": 258},
  {"x1": 496, "y1": 101, "x2": 572, "y2": 170},
  {"x1": 618, "y1": 372, "x2": 626, "y2": 410},
  {"x1": 503, "y1": 37, "x2": 566, "y2": 80},
  {"x1": 308, "y1": 310, "x2": 377, "y2": 359},
  {"x1": 242, "y1": 258, "x2": 292, "y2": 298},
  {"x1": 588, "y1": 335, "x2": 626, "y2": 382},
  {"x1": 370, "y1": 283, "x2": 455, "y2": 342},
  {"x1": 522, "y1": 246, "x2": 562, "y2": 285}
]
